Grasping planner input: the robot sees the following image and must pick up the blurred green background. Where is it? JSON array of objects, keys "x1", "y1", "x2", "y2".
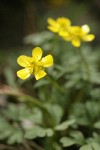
[
  {"x1": 0, "y1": 0, "x2": 100, "y2": 150},
  {"x1": 0, "y1": 0, "x2": 100, "y2": 49}
]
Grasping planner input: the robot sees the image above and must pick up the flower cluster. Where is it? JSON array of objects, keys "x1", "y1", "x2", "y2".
[
  {"x1": 47, "y1": 17, "x2": 95, "y2": 47},
  {"x1": 17, "y1": 47, "x2": 53, "y2": 80},
  {"x1": 17, "y1": 17, "x2": 95, "y2": 81}
]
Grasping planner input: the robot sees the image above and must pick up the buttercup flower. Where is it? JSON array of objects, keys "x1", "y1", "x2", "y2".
[
  {"x1": 47, "y1": 17, "x2": 95, "y2": 47},
  {"x1": 17, "y1": 47, "x2": 53, "y2": 80},
  {"x1": 47, "y1": 17, "x2": 71, "y2": 36},
  {"x1": 63, "y1": 24, "x2": 95, "y2": 47}
]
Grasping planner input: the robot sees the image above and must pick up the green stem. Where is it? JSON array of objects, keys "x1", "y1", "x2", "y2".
[
  {"x1": 19, "y1": 94, "x2": 45, "y2": 109},
  {"x1": 78, "y1": 47, "x2": 90, "y2": 81},
  {"x1": 46, "y1": 76, "x2": 65, "y2": 93}
]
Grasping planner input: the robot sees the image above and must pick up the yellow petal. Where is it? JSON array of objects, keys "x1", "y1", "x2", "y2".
[
  {"x1": 32, "y1": 47, "x2": 42, "y2": 62},
  {"x1": 71, "y1": 38, "x2": 81, "y2": 47},
  {"x1": 82, "y1": 34, "x2": 95, "y2": 41},
  {"x1": 41, "y1": 55, "x2": 53, "y2": 67},
  {"x1": 71, "y1": 26, "x2": 81, "y2": 33},
  {"x1": 17, "y1": 68, "x2": 32, "y2": 80},
  {"x1": 34, "y1": 69, "x2": 46, "y2": 80},
  {"x1": 57, "y1": 17, "x2": 71, "y2": 26},
  {"x1": 47, "y1": 18, "x2": 57, "y2": 26},
  {"x1": 81, "y1": 24, "x2": 90, "y2": 33},
  {"x1": 47, "y1": 26, "x2": 59, "y2": 33},
  {"x1": 17, "y1": 55, "x2": 31, "y2": 67},
  {"x1": 47, "y1": 18, "x2": 60, "y2": 32},
  {"x1": 59, "y1": 30, "x2": 69, "y2": 37}
]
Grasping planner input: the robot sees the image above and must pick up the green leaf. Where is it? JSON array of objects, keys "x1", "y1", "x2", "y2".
[
  {"x1": 46, "y1": 128, "x2": 54, "y2": 137},
  {"x1": 7, "y1": 129, "x2": 23, "y2": 144},
  {"x1": 17, "y1": 104, "x2": 31, "y2": 120},
  {"x1": 24, "y1": 127, "x2": 38, "y2": 139},
  {"x1": 37, "y1": 127, "x2": 46, "y2": 137},
  {"x1": 79, "y1": 145, "x2": 92, "y2": 150},
  {"x1": 0, "y1": 117, "x2": 10, "y2": 131},
  {"x1": 94, "y1": 121, "x2": 100, "y2": 129},
  {"x1": 60, "y1": 137, "x2": 76, "y2": 147},
  {"x1": 70, "y1": 130, "x2": 84, "y2": 140},
  {"x1": 24, "y1": 126, "x2": 53, "y2": 139},
  {"x1": 3, "y1": 104, "x2": 19, "y2": 121},
  {"x1": 51, "y1": 105, "x2": 63, "y2": 124},
  {"x1": 45, "y1": 103, "x2": 63, "y2": 124},
  {"x1": 4, "y1": 67, "x2": 17, "y2": 88},
  {"x1": 27, "y1": 107, "x2": 43, "y2": 124},
  {"x1": 69, "y1": 131, "x2": 85, "y2": 145},
  {"x1": 91, "y1": 142, "x2": 100, "y2": 150},
  {"x1": 0, "y1": 128, "x2": 13, "y2": 140},
  {"x1": 37, "y1": 127, "x2": 54, "y2": 137},
  {"x1": 34, "y1": 79, "x2": 49, "y2": 88},
  {"x1": 55, "y1": 119, "x2": 75, "y2": 131}
]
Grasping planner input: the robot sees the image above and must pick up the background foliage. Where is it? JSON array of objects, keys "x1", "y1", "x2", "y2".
[{"x1": 0, "y1": 0, "x2": 100, "y2": 150}]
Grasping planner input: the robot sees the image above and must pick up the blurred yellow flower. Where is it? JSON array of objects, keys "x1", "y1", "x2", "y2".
[
  {"x1": 47, "y1": 17, "x2": 71, "y2": 36},
  {"x1": 17, "y1": 47, "x2": 53, "y2": 80},
  {"x1": 63, "y1": 24, "x2": 95, "y2": 47},
  {"x1": 47, "y1": 17, "x2": 95, "y2": 47}
]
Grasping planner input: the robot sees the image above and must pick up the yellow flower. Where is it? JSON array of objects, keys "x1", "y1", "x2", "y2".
[
  {"x1": 17, "y1": 47, "x2": 53, "y2": 80},
  {"x1": 47, "y1": 17, "x2": 71, "y2": 36},
  {"x1": 63, "y1": 24, "x2": 95, "y2": 47}
]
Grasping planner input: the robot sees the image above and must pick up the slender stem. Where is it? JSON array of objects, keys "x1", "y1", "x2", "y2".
[
  {"x1": 19, "y1": 94, "x2": 45, "y2": 109},
  {"x1": 22, "y1": 140, "x2": 32, "y2": 150},
  {"x1": 46, "y1": 76, "x2": 65, "y2": 93},
  {"x1": 78, "y1": 47, "x2": 90, "y2": 81}
]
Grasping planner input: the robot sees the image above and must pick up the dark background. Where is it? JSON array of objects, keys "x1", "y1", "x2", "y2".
[{"x1": 0, "y1": 0, "x2": 100, "y2": 49}]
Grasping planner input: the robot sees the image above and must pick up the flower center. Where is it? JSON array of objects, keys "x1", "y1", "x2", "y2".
[{"x1": 29, "y1": 60, "x2": 43, "y2": 74}]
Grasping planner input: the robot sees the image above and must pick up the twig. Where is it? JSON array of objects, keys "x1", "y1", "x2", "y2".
[
  {"x1": 29, "y1": 140, "x2": 45, "y2": 150},
  {"x1": 0, "y1": 144, "x2": 16, "y2": 150},
  {"x1": 22, "y1": 140, "x2": 32, "y2": 150}
]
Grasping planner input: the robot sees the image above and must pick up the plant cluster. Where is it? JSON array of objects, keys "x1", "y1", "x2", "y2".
[{"x1": 0, "y1": 17, "x2": 100, "y2": 150}]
